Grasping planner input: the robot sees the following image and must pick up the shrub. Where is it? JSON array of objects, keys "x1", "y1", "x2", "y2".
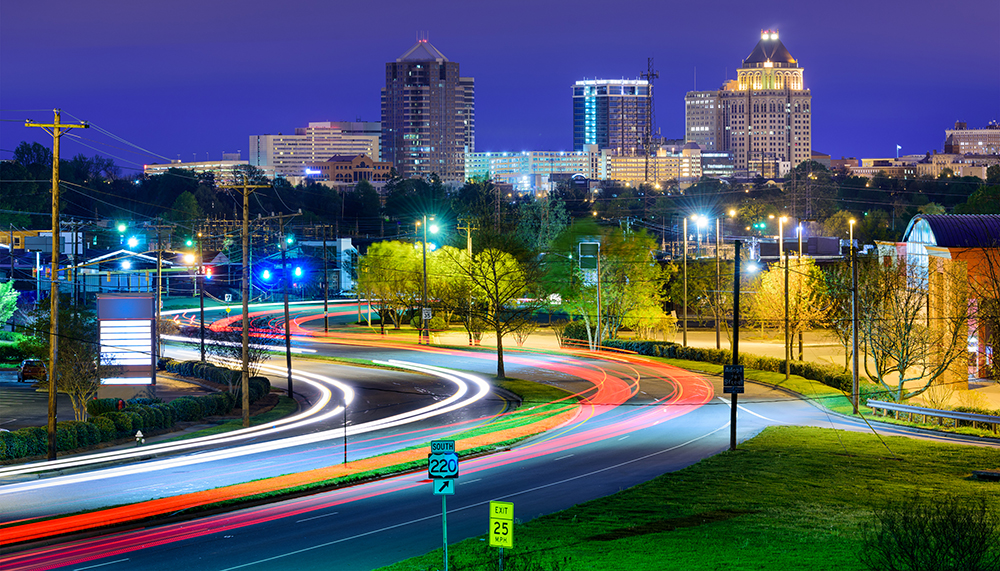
[
  {"x1": 87, "y1": 398, "x2": 121, "y2": 417},
  {"x1": 0, "y1": 430, "x2": 28, "y2": 460},
  {"x1": 561, "y1": 321, "x2": 592, "y2": 343},
  {"x1": 101, "y1": 411, "x2": 133, "y2": 436},
  {"x1": 152, "y1": 403, "x2": 176, "y2": 426},
  {"x1": 15, "y1": 426, "x2": 47, "y2": 456},
  {"x1": 170, "y1": 397, "x2": 204, "y2": 422},
  {"x1": 123, "y1": 411, "x2": 144, "y2": 433},
  {"x1": 55, "y1": 421, "x2": 79, "y2": 451},
  {"x1": 859, "y1": 494, "x2": 1000, "y2": 571},
  {"x1": 90, "y1": 416, "x2": 117, "y2": 441},
  {"x1": 125, "y1": 405, "x2": 155, "y2": 431},
  {"x1": 0, "y1": 343, "x2": 27, "y2": 363},
  {"x1": 66, "y1": 420, "x2": 101, "y2": 447}
]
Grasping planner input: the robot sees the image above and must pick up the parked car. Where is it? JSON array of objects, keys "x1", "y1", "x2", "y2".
[{"x1": 17, "y1": 359, "x2": 47, "y2": 382}]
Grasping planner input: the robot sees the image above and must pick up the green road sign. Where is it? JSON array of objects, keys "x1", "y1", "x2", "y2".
[
  {"x1": 489, "y1": 501, "x2": 514, "y2": 548},
  {"x1": 433, "y1": 478, "x2": 455, "y2": 495}
]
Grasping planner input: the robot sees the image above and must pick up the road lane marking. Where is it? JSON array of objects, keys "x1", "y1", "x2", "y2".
[
  {"x1": 618, "y1": 435, "x2": 630, "y2": 441},
  {"x1": 296, "y1": 511, "x2": 339, "y2": 523},
  {"x1": 554, "y1": 454, "x2": 575, "y2": 461},
  {"x1": 74, "y1": 559, "x2": 129, "y2": 570},
  {"x1": 219, "y1": 423, "x2": 732, "y2": 571},
  {"x1": 459, "y1": 478, "x2": 482, "y2": 485},
  {"x1": 715, "y1": 397, "x2": 784, "y2": 423}
]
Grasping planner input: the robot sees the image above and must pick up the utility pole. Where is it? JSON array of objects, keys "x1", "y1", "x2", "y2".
[
  {"x1": 275, "y1": 212, "x2": 300, "y2": 401},
  {"x1": 219, "y1": 179, "x2": 271, "y2": 428},
  {"x1": 198, "y1": 232, "x2": 206, "y2": 362},
  {"x1": 25, "y1": 110, "x2": 88, "y2": 461},
  {"x1": 784, "y1": 251, "x2": 790, "y2": 381},
  {"x1": 851, "y1": 241, "x2": 860, "y2": 414},
  {"x1": 682, "y1": 217, "x2": 688, "y2": 347},
  {"x1": 731, "y1": 241, "x2": 741, "y2": 451}
]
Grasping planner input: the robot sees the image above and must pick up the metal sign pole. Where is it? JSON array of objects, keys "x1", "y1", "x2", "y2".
[{"x1": 442, "y1": 494, "x2": 448, "y2": 571}]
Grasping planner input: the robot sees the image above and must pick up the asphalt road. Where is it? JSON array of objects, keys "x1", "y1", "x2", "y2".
[{"x1": 3, "y1": 304, "x2": 998, "y2": 571}]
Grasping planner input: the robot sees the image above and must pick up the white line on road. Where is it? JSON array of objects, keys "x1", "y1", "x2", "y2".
[
  {"x1": 296, "y1": 511, "x2": 339, "y2": 523},
  {"x1": 219, "y1": 424, "x2": 732, "y2": 570},
  {"x1": 618, "y1": 435, "x2": 630, "y2": 441},
  {"x1": 715, "y1": 397, "x2": 784, "y2": 423},
  {"x1": 459, "y1": 478, "x2": 482, "y2": 485},
  {"x1": 554, "y1": 454, "x2": 575, "y2": 461},
  {"x1": 74, "y1": 559, "x2": 129, "y2": 570}
]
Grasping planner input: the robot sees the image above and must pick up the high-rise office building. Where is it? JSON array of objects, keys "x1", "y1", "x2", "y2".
[
  {"x1": 249, "y1": 122, "x2": 381, "y2": 178},
  {"x1": 684, "y1": 91, "x2": 722, "y2": 151},
  {"x1": 573, "y1": 79, "x2": 652, "y2": 155},
  {"x1": 687, "y1": 30, "x2": 811, "y2": 176},
  {"x1": 381, "y1": 39, "x2": 475, "y2": 183}
]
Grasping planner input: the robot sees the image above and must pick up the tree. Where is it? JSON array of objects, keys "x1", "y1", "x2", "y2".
[
  {"x1": 955, "y1": 185, "x2": 1000, "y2": 214},
  {"x1": 168, "y1": 191, "x2": 205, "y2": 222},
  {"x1": 822, "y1": 210, "x2": 859, "y2": 240},
  {"x1": 17, "y1": 304, "x2": 120, "y2": 421},
  {"x1": 823, "y1": 262, "x2": 854, "y2": 370},
  {"x1": 858, "y1": 254, "x2": 970, "y2": 401},
  {"x1": 748, "y1": 257, "x2": 829, "y2": 358},
  {"x1": 196, "y1": 316, "x2": 280, "y2": 392},
  {"x1": 357, "y1": 241, "x2": 422, "y2": 329},
  {"x1": 447, "y1": 247, "x2": 542, "y2": 379},
  {"x1": 0, "y1": 281, "x2": 18, "y2": 325},
  {"x1": 513, "y1": 195, "x2": 571, "y2": 255},
  {"x1": 988, "y1": 165, "x2": 1000, "y2": 185}
]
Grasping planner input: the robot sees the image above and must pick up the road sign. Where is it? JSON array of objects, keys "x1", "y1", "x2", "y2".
[
  {"x1": 224, "y1": 294, "x2": 232, "y2": 302},
  {"x1": 428, "y1": 452, "x2": 459, "y2": 479},
  {"x1": 422, "y1": 307, "x2": 432, "y2": 320},
  {"x1": 431, "y1": 440, "x2": 455, "y2": 453},
  {"x1": 489, "y1": 501, "x2": 514, "y2": 548},
  {"x1": 723, "y1": 364, "x2": 745, "y2": 394},
  {"x1": 433, "y1": 478, "x2": 455, "y2": 495}
]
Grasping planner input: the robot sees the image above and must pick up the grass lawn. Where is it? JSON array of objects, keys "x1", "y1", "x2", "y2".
[{"x1": 377, "y1": 425, "x2": 1000, "y2": 571}]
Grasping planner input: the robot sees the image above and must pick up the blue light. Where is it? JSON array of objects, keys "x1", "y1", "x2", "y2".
[
  {"x1": 262, "y1": 269, "x2": 272, "y2": 281},
  {"x1": 294, "y1": 267, "x2": 302, "y2": 277}
]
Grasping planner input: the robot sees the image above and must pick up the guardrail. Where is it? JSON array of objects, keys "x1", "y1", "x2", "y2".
[{"x1": 866, "y1": 399, "x2": 1000, "y2": 433}]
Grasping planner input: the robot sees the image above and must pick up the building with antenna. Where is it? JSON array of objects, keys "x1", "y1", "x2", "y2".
[
  {"x1": 572, "y1": 79, "x2": 651, "y2": 156},
  {"x1": 686, "y1": 30, "x2": 812, "y2": 177},
  {"x1": 381, "y1": 38, "x2": 475, "y2": 183}
]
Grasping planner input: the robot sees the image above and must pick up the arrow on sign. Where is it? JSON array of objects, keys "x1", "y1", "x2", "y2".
[{"x1": 433, "y1": 478, "x2": 455, "y2": 495}]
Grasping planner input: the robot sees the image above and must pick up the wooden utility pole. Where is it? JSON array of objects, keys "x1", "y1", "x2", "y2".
[
  {"x1": 274, "y1": 211, "x2": 299, "y2": 401},
  {"x1": 218, "y1": 180, "x2": 270, "y2": 428},
  {"x1": 25, "y1": 110, "x2": 88, "y2": 461}
]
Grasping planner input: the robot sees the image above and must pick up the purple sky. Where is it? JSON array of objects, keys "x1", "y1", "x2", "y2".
[{"x1": 2, "y1": 0, "x2": 998, "y2": 176}]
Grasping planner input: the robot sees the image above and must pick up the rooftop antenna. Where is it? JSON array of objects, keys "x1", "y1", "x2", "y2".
[{"x1": 641, "y1": 57, "x2": 659, "y2": 183}]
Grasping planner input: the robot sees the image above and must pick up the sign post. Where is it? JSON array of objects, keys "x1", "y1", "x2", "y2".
[
  {"x1": 428, "y1": 440, "x2": 457, "y2": 571},
  {"x1": 490, "y1": 500, "x2": 514, "y2": 568}
]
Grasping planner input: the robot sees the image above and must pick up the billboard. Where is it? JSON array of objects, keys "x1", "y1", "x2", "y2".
[{"x1": 97, "y1": 293, "x2": 156, "y2": 385}]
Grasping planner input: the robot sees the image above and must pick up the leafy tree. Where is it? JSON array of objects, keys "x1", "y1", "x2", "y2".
[
  {"x1": 988, "y1": 165, "x2": 1000, "y2": 185},
  {"x1": 858, "y1": 254, "x2": 970, "y2": 401},
  {"x1": 357, "y1": 241, "x2": 422, "y2": 329},
  {"x1": 168, "y1": 191, "x2": 205, "y2": 222},
  {"x1": 17, "y1": 303, "x2": 122, "y2": 421},
  {"x1": 822, "y1": 210, "x2": 859, "y2": 240},
  {"x1": 748, "y1": 257, "x2": 829, "y2": 359},
  {"x1": 823, "y1": 262, "x2": 854, "y2": 370},
  {"x1": 0, "y1": 281, "x2": 19, "y2": 326},
  {"x1": 955, "y1": 185, "x2": 1000, "y2": 214},
  {"x1": 448, "y1": 247, "x2": 541, "y2": 379},
  {"x1": 513, "y1": 195, "x2": 571, "y2": 255}
]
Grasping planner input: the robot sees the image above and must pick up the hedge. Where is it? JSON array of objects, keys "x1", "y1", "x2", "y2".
[
  {"x1": 0, "y1": 343, "x2": 27, "y2": 364},
  {"x1": 601, "y1": 338, "x2": 853, "y2": 392}
]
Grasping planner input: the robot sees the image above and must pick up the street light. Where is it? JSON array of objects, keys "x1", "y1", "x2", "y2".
[
  {"x1": 777, "y1": 216, "x2": 786, "y2": 259},
  {"x1": 420, "y1": 215, "x2": 438, "y2": 345},
  {"x1": 682, "y1": 217, "x2": 688, "y2": 347}
]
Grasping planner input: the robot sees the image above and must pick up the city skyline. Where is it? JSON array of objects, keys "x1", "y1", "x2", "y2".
[{"x1": 1, "y1": 0, "x2": 997, "y2": 176}]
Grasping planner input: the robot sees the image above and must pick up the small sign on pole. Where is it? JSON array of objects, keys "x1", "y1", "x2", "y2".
[
  {"x1": 723, "y1": 364, "x2": 745, "y2": 394},
  {"x1": 428, "y1": 440, "x2": 459, "y2": 479},
  {"x1": 433, "y1": 478, "x2": 455, "y2": 495},
  {"x1": 489, "y1": 501, "x2": 514, "y2": 548}
]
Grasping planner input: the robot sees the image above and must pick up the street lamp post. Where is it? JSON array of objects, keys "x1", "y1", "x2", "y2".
[
  {"x1": 778, "y1": 216, "x2": 787, "y2": 259},
  {"x1": 281, "y1": 232, "x2": 293, "y2": 400},
  {"x1": 715, "y1": 217, "x2": 721, "y2": 349},
  {"x1": 420, "y1": 216, "x2": 438, "y2": 345},
  {"x1": 682, "y1": 217, "x2": 688, "y2": 347},
  {"x1": 850, "y1": 218, "x2": 859, "y2": 414}
]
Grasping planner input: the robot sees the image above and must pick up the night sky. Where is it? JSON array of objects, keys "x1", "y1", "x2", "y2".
[{"x1": 2, "y1": 0, "x2": 997, "y2": 176}]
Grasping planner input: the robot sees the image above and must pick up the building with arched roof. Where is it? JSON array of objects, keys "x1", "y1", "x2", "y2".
[{"x1": 885, "y1": 214, "x2": 1000, "y2": 380}]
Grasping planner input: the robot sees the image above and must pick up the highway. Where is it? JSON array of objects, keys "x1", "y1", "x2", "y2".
[{"x1": 2, "y1": 303, "x2": 996, "y2": 570}]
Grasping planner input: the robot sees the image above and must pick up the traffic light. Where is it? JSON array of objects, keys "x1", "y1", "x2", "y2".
[
  {"x1": 204, "y1": 266, "x2": 213, "y2": 280},
  {"x1": 293, "y1": 266, "x2": 302, "y2": 278},
  {"x1": 261, "y1": 268, "x2": 273, "y2": 282},
  {"x1": 578, "y1": 242, "x2": 599, "y2": 270}
]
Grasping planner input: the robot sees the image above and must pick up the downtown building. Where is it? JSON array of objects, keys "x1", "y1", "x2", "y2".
[
  {"x1": 573, "y1": 79, "x2": 652, "y2": 156},
  {"x1": 249, "y1": 122, "x2": 381, "y2": 178},
  {"x1": 465, "y1": 148, "x2": 601, "y2": 193},
  {"x1": 381, "y1": 39, "x2": 474, "y2": 183},
  {"x1": 686, "y1": 30, "x2": 812, "y2": 177}
]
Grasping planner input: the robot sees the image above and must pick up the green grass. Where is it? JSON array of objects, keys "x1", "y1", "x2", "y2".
[
  {"x1": 157, "y1": 396, "x2": 299, "y2": 442},
  {"x1": 377, "y1": 425, "x2": 1000, "y2": 571}
]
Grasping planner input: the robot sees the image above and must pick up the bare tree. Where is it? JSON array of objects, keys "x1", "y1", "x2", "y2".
[
  {"x1": 858, "y1": 254, "x2": 970, "y2": 401},
  {"x1": 196, "y1": 316, "x2": 281, "y2": 390}
]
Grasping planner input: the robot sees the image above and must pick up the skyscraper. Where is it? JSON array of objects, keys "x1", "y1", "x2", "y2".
[
  {"x1": 572, "y1": 79, "x2": 652, "y2": 155},
  {"x1": 381, "y1": 39, "x2": 474, "y2": 183},
  {"x1": 687, "y1": 30, "x2": 811, "y2": 176}
]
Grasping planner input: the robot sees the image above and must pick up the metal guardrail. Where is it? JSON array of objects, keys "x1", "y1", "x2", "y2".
[{"x1": 866, "y1": 399, "x2": 1000, "y2": 432}]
